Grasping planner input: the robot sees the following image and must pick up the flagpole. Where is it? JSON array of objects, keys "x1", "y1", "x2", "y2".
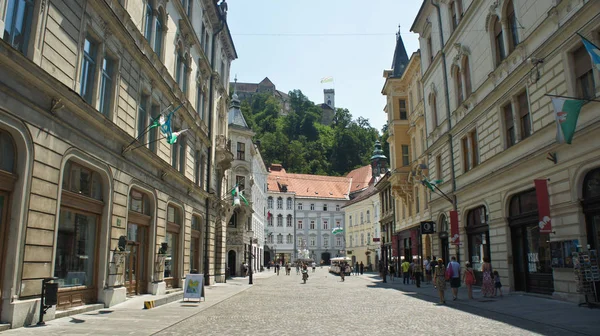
[
  {"x1": 122, "y1": 103, "x2": 176, "y2": 154},
  {"x1": 544, "y1": 94, "x2": 600, "y2": 103},
  {"x1": 128, "y1": 135, "x2": 167, "y2": 151}
]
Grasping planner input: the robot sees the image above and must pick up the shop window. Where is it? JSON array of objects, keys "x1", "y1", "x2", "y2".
[
  {"x1": 466, "y1": 206, "x2": 490, "y2": 277},
  {"x1": 3, "y1": 0, "x2": 34, "y2": 54},
  {"x1": 62, "y1": 161, "x2": 103, "y2": 200}
]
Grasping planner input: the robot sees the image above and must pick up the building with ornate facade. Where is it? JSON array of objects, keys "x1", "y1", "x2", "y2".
[
  {"x1": 0, "y1": 0, "x2": 236, "y2": 328},
  {"x1": 411, "y1": 0, "x2": 600, "y2": 301},
  {"x1": 225, "y1": 89, "x2": 267, "y2": 277},
  {"x1": 382, "y1": 31, "x2": 432, "y2": 268}
]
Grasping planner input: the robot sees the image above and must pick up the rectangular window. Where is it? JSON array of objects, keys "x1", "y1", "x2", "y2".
[
  {"x1": 286, "y1": 216, "x2": 292, "y2": 227},
  {"x1": 277, "y1": 235, "x2": 283, "y2": 244},
  {"x1": 399, "y1": 99, "x2": 407, "y2": 120},
  {"x1": 236, "y1": 175, "x2": 245, "y2": 191},
  {"x1": 324, "y1": 238, "x2": 329, "y2": 247},
  {"x1": 517, "y1": 92, "x2": 531, "y2": 140},
  {"x1": 310, "y1": 204, "x2": 315, "y2": 211},
  {"x1": 573, "y1": 44, "x2": 596, "y2": 100},
  {"x1": 297, "y1": 220, "x2": 303, "y2": 229},
  {"x1": 427, "y1": 37, "x2": 433, "y2": 62},
  {"x1": 237, "y1": 142, "x2": 245, "y2": 160},
  {"x1": 504, "y1": 103, "x2": 515, "y2": 148},
  {"x1": 402, "y1": 145, "x2": 410, "y2": 166},
  {"x1": 286, "y1": 198, "x2": 292, "y2": 210},
  {"x1": 196, "y1": 85, "x2": 203, "y2": 118},
  {"x1": 323, "y1": 204, "x2": 328, "y2": 211},
  {"x1": 310, "y1": 220, "x2": 315, "y2": 230},
  {"x1": 277, "y1": 198, "x2": 283, "y2": 209},
  {"x1": 310, "y1": 237, "x2": 315, "y2": 246},
  {"x1": 3, "y1": 0, "x2": 34, "y2": 54},
  {"x1": 80, "y1": 37, "x2": 98, "y2": 104},
  {"x1": 336, "y1": 205, "x2": 340, "y2": 211},
  {"x1": 195, "y1": 150, "x2": 201, "y2": 185},
  {"x1": 138, "y1": 95, "x2": 149, "y2": 145},
  {"x1": 286, "y1": 235, "x2": 292, "y2": 244},
  {"x1": 144, "y1": 4, "x2": 153, "y2": 41},
  {"x1": 336, "y1": 237, "x2": 341, "y2": 246},
  {"x1": 462, "y1": 130, "x2": 479, "y2": 172},
  {"x1": 154, "y1": 17, "x2": 163, "y2": 58},
  {"x1": 323, "y1": 220, "x2": 328, "y2": 230},
  {"x1": 277, "y1": 216, "x2": 283, "y2": 227},
  {"x1": 349, "y1": 216, "x2": 353, "y2": 227},
  {"x1": 149, "y1": 105, "x2": 159, "y2": 153},
  {"x1": 178, "y1": 136, "x2": 186, "y2": 174},
  {"x1": 99, "y1": 57, "x2": 114, "y2": 116},
  {"x1": 416, "y1": 189, "x2": 420, "y2": 214}
]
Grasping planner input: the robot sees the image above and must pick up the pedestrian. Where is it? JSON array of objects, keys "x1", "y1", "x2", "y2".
[
  {"x1": 401, "y1": 259, "x2": 410, "y2": 284},
  {"x1": 424, "y1": 256, "x2": 432, "y2": 284},
  {"x1": 414, "y1": 258, "x2": 422, "y2": 288},
  {"x1": 359, "y1": 261, "x2": 364, "y2": 275},
  {"x1": 296, "y1": 262, "x2": 300, "y2": 275},
  {"x1": 481, "y1": 257, "x2": 494, "y2": 298},
  {"x1": 434, "y1": 258, "x2": 446, "y2": 304},
  {"x1": 340, "y1": 262, "x2": 346, "y2": 282},
  {"x1": 493, "y1": 271, "x2": 503, "y2": 297},
  {"x1": 430, "y1": 256, "x2": 438, "y2": 288},
  {"x1": 409, "y1": 259, "x2": 415, "y2": 284},
  {"x1": 276, "y1": 263, "x2": 280, "y2": 276},
  {"x1": 389, "y1": 264, "x2": 395, "y2": 282},
  {"x1": 448, "y1": 256, "x2": 461, "y2": 300},
  {"x1": 463, "y1": 262, "x2": 476, "y2": 299},
  {"x1": 355, "y1": 262, "x2": 359, "y2": 275}
]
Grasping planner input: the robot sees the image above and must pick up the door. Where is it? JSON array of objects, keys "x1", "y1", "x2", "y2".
[
  {"x1": 511, "y1": 226, "x2": 527, "y2": 291},
  {"x1": 511, "y1": 224, "x2": 553, "y2": 294},
  {"x1": 440, "y1": 237, "x2": 449, "y2": 264},
  {"x1": 228, "y1": 250, "x2": 236, "y2": 277},
  {"x1": 125, "y1": 242, "x2": 140, "y2": 295}
]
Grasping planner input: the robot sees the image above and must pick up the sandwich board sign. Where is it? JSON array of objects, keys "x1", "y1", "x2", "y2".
[{"x1": 183, "y1": 274, "x2": 205, "y2": 302}]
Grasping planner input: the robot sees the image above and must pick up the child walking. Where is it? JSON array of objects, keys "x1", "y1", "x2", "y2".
[
  {"x1": 463, "y1": 262, "x2": 476, "y2": 299},
  {"x1": 493, "y1": 271, "x2": 503, "y2": 297}
]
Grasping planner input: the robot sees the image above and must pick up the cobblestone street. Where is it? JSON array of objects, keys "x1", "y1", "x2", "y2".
[{"x1": 4, "y1": 268, "x2": 600, "y2": 335}]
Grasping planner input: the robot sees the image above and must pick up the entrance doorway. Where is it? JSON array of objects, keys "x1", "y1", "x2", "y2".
[
  {"x1": 228, "y1": 250, "x2": 236, "y2": 277},
  {"x1": 125, "y1": 241, "x2": 140, "y2": 295},
  {"x1": 509, "y1": 189, "x2": 554, "y2": 295},
  {"x1": 125, "y1": 221, "x2": 148, "y2": 295},
  {"x1": 438, "y1": 215, "x2": 450, "y2": 263},
  {"x1": 321, "y1": 252, "x2": 331, "y2": 265},
  {"x1": 583, "y1": 168, "x2": 600, "y2": 250}
]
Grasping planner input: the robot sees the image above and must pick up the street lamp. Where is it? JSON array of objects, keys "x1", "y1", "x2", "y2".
[{"x1": 248, "y1": 230, "x2": 254, "y2": 285}]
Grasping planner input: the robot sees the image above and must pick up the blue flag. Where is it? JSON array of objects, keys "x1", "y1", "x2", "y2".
[{"x1": 579, "y1": 33, "x2": 600, "y2": 72}]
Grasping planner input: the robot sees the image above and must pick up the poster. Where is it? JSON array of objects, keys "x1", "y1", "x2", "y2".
[{"x1": 183, "y1": 274, "x2": 205, "y2": 301}]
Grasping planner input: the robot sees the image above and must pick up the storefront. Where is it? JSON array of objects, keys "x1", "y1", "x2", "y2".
[
  {"x1": 125, "y1": 189, "x2": 153, "y2": 295},
  {"x1": 583, "y1": 168, "x2": 600, "y2": 250},
  {"x1": 0, "y1": 130, "x2": 16, "y2": 317},
  {"x1": 466, "y1": 206, "x2": 490, "y2": 285},
  {"x1": 509, "y1": 189, "x2": 553, "y2": 295}
]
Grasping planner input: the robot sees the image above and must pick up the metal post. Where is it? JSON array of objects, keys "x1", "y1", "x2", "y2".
[
  {"x1": 249, "y1": 237, "x2": 253, "y2": 285},
  {"x1": 382, "y1": 237, "x2": 387, "y2": 283}
]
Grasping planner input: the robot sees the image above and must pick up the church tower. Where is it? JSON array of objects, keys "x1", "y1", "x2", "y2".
[
  {"x1": 370, "y1": 140, "x2": 388, "y2": 179},
  {"x1": 324, "y1": 89, "x2": 335, "y2": 109}
]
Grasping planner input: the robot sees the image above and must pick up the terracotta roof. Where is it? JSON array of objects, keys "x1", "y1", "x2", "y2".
[
  {"x1": 346, "y1": 165, "x2": 373, "y2": 194},
  {"x1": 342, "y1": 184, "x2": 378, "y2": 208},
  {"x1": 268, "y1": 167, "x2": 351, "y2": 200}
]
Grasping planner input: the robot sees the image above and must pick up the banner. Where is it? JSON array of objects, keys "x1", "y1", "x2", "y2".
[
  {"x1": 450, "y1": 210, "x2": 460, "y2": 246},
  {"x1": 183, "y1": 274, "x2": 205, "y2": 301},
  {"x1": 411, "y1": 229, "x2": 418, "y2": 255},
  {"x1": 534, "y1": 179, "x2": 552, "y2": 234}
]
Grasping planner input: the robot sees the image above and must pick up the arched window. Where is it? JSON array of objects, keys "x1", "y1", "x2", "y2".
[
  {"x1": 267, "y1": 215, "x2": 273, "y2": 227},
  {"x1": 154, "y1": 8, "x2": 165, "y2": 58},
  {"x1": 492, "y1": 16, "x2": 506, "y2": 66},
  {"x1": 277, "y1": 197, "x2": 283, "y2": 209},
  {"x1": 286, "y1": 197, "x2": 292, "y2": 210},
  {"x1": 454, "y1": 65, "x2": 464, "y2": 107},
  {"x1": 429, "y1": 93, "x2": 438, "y2": 127},
  {"x1": 462, "y1": 56, "x2": 472, "y2": 98},
  {"x1": 55, "y1": 159, "x2": 105, "y2": 307},
  {"x1": 0, "y1": 130, "x2": 16, "y2": 173},
  {"x1": 277, "y1": 214, "x2": 283, "y2": 227},
  {"x1": 267, "y1": 197, "x2": 273, "y2": 209},
  {"x1": 286, "y1": 214, "x2": 292, "y2": 227},
  {"x1": 360, "y1": 212, "x2": 364, "y2": 224},
  {"x1": 506, "y1": 0, "x2": 519, "y2": 52}
]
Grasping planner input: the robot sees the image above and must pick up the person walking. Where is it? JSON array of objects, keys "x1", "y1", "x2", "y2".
[
  {"x1": 340, "y1": 262, "x2": 346, "y2": 282},
  {"x1": 463, "y1": 262, "x2": 476, "y2": 299},
  {"x1": 430, "y1": 256, "x2": 438, "y2": 288},
  {"x1": 448, "y1": 256, "x2": 461, "y2": 300},
  {"x1": 389, "y1": 264, "x2": 395, "y2": 282},
  {"x1": 434, "y1": 258, "x2": 446, "y2": 304},
  {"x1": 414, "y1": 258, "x2": 422, "y2": 288},
  {"x1": 296, "y1": 262, "x2": 300, "y2": 275},
  {"x1": 493, "y1": 271, "x2": 503, "y2": 297},
  {"x1": 275, "y1": 263, "x2": 280, "y2": 276},
  {"x1": 481, "y1": 257, "x2": 494, "y2": 298},
  {"x1": 359, "y1": 261, "x2": 364, "y2": 275},
  {"x1": 401, "y1": 259, "x2": 410, "y2": 284},
  {"x1": 424, "y1": 256, "x2": 432, "y2": 284},
  {"x1": 409, "y1": 259, "x2": 415, "y2": 284},
  {"x1": 355, "y1": 262, "x2": 359, "y2": 275}
]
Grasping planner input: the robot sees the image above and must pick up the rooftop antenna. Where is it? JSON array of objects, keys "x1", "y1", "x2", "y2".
[{"x1": 396, "y1": 24, "x2": 401, "y2": 40}]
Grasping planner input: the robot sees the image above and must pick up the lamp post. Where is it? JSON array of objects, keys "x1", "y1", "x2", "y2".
[{"x1": 248, "y1": 230, "x2": 254, "y2": 285}]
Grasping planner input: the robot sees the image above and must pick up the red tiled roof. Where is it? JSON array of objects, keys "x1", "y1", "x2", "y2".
[
  {"x1": 267, "y1": 167, "x2": 351, "y2": 200},
  {"x1": 346, "y1": 165, "x2": 373, "y2": 194}
]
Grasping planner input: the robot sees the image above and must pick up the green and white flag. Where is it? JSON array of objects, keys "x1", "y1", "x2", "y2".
[
  {"x1": 167, "y1": 129, "x2": 189, "y2": 145},
  {"x1": 422, "y1": 178, "x2": 443, "y2": 192},
  {"x1": 332, "y1": 226, "x2": 343, "y2": 235},
  {"x1": 231, "y1": 184, "x2": 249, "y2": 206},
  {"x1": 551, "y1": 98, "x2": 586, "y2": 144}
]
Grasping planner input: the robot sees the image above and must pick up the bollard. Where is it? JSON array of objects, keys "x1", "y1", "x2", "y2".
[{"x1": 37, "y1": 277, "x2": 58, "y2": 326}]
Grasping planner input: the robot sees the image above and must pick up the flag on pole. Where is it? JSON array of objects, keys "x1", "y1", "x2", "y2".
[
  {"x1": 267, "y1": 211, "x2": 272, "y2": 219},
  {"x1": 551, "y1": 97, "x2": 586, "y2": 144},
  {"x1": 320, "y1": 76, "x2": 334, "y2": 84},
  {"x1": 578, "y1": 33, "x2": 600, "y2": 72},
  {"x1": 332, "y1": 226, "x2": 343, "y2": 235},
  {"x1": 167, "y1": 129, "x2": 189, "y2": 144},
  {"x1": 421, "y1": 178, "x2": 443, "y2": 192},
  {"x1": 231, "y1": 184, "x2": 249, "y2": 206}
]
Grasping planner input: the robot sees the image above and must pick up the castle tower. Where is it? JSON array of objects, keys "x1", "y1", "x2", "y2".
[{"x1": 324, "y1": 89, "x2": 335, "y2": 109}]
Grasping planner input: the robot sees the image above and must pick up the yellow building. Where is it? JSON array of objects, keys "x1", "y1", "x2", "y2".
[{"x1": 382, "y1": 30, "x2": 430, "y2": 268}]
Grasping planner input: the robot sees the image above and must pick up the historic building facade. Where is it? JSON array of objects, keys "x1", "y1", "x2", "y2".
[
  {"x1": 411, "y1": 0, "x2": 600, "y2": 300},
  {"x1": 226, "y1": 90, "x2": 267, "y2": 276},
  {"x1": 0, "y1": 0, "x2": 236, "y2": 327}
]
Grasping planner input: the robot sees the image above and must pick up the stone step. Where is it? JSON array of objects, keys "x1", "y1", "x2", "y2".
[
  {"x1": 55, "y1": 303, "x2": 105, "y2": 319},
  {"x1": 0, "y1": 323, "x2": 10, "y2": 332}
]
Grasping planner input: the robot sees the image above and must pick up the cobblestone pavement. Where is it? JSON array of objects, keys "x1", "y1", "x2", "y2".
[{"x1": 155, "y1": 268, "x2": 585, "y2": 336}]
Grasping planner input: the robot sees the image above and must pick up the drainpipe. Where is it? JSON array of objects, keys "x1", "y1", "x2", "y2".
[
  {"x1": 431, "y1": 0, "x2": 459, "y2": 262},
  {"x1": 204, "y1": 17, "x2": 226, "y2": 287}
]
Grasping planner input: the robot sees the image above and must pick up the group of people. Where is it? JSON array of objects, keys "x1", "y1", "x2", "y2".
[
  {"x1": 353, "y1": 261, "x2": 365, "y2": 275},
  {"x1": 431, "y1": 256, "x2": 503, "y2": 304}
]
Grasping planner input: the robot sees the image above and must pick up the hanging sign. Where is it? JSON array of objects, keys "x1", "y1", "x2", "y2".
[
  {"x1": 450, "y1": 210, "x2": 460, "y2": 246},
  {"x1": 183, "y1": 274, "x2": 205, "y2": 302},
  {"x1": 534, "y1": 179, "x2": 552, "y2": 234}
]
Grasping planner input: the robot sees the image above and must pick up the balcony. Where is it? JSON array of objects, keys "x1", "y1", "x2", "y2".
[{"x1": 215, "y1": 135, "x2": 234, "y2": 171}]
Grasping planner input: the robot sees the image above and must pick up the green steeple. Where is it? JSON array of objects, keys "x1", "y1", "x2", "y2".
[{"x1": 370, "y1": 140, "x2": 388, "y2": 178}]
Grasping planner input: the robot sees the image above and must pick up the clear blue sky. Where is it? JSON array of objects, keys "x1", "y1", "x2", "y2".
[{"x1": 227, "y1": 0, "x2": 422, "y2": 132}]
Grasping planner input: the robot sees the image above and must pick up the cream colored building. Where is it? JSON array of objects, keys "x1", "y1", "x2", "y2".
[
  {"x1": 0, "y1": 0, "x2": 236, "y2": 328},
  {"x1": 411, "y1": 0, "x2": 600, "y2": 301},
  {"x1": 344, "y1": 185, "x2": 381, "y2": 270},
  {"x1": 382, "y1": 30, "x2": 431, "y2": 269}
]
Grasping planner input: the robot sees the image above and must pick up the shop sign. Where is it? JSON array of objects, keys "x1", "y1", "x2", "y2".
[
  {"x1": 420, "y1": 221, "x2": 435, "y2": 234},
  {"x1": 534, "y1": 179, "x2": 552, "y2": 233}
]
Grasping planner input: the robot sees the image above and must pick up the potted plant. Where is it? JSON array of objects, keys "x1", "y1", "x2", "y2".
[{"x1": 154, "y1": 242, "x2": 169, "y2": 282}]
